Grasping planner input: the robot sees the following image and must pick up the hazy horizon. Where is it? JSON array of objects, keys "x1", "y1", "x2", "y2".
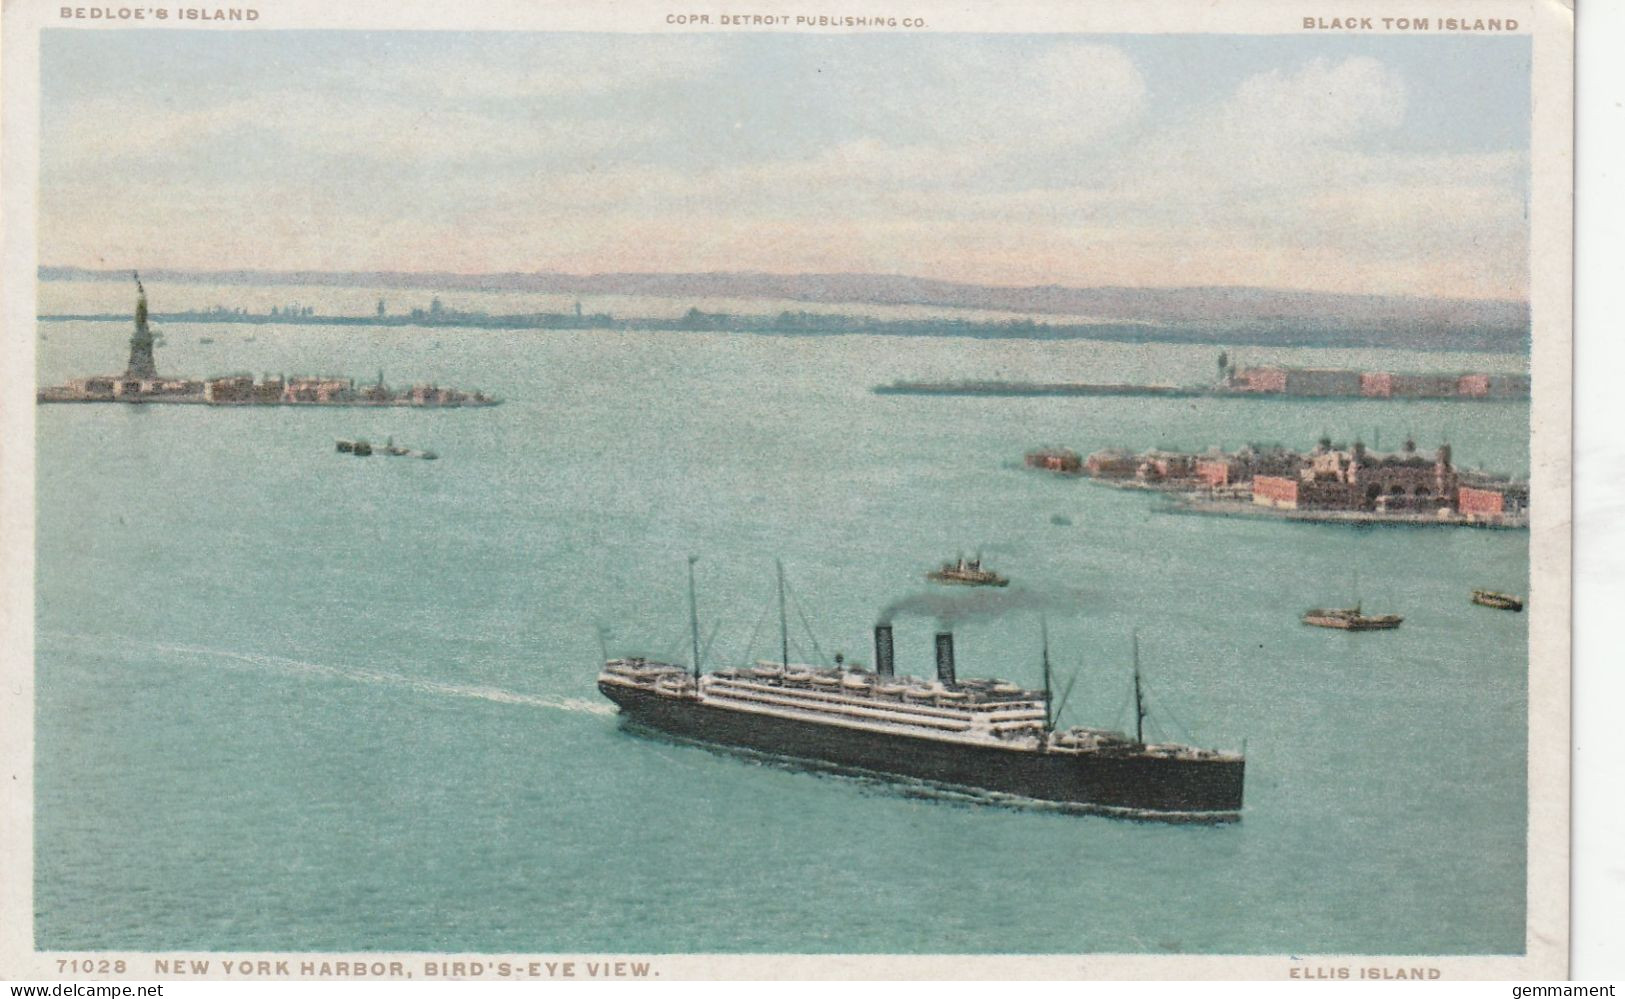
[
  {"x1": 42, "y1": 31, "x2": 1530, "y2": 301},
  {"x1": 38, "y1": 264, "x2": 1530, "y2": 305}
]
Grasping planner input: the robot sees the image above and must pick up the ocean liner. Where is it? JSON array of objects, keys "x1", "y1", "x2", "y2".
[{"x1": 597, "y1": 563, "x2": 1246, "y2": 818}]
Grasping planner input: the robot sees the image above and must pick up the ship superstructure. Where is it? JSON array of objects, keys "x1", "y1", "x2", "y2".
[
  {"x1": 926, "y1": 556, "x2": 1009, "y2": 587},
  {"x1": 1301, "y1": 605, "x2": 1403, "y2": 630},
  {"x1": 597, "y1": 565, "x2": 1245, "y2": 818},
  {"x1": 1470, "y1": 589, "x2": 1523, "y2": 612}
]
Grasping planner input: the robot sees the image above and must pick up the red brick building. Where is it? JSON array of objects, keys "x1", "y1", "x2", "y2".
[
  {"x1": 1137, "y1": 450, "x2": 1198, "y2": 482},
  {"x1": 1361, "y1": 372, "x2": 1394, "y2": 397},
  {"x1": 1086, "y1": 450, "x2": 1139, "y2": 479},
  {"x1": 1232, "y1": 367, "x2": 1287, "y2": 393},
  {"x1": 1195, "y1": 457, "x2": 1236, "y2": 488},
  {"x1": 1457, "y1": 486, "x2": 1506, "y2": 518},
  {"x1": 1252, "y1": 475, "x2": 1300, "y2": 508},
  {"x1": 1025, "y1": 449, "x2": 1082, "y2": 473}
]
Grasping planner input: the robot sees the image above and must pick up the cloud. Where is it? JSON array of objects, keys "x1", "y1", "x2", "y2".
[
  {"x1": 1119, "y1": 56, "x2": 1412, "y2": 201},
  {"x1": 320, "y1": 36, "x2": 726, "y2": 103},
  {"x1": 38, "y1": 40, "x2": 1528, "y2": 301},
  {"x1": 901, "y1": 41, "x2": 1147, "y2": 151},
  {"x1": 1219, "y1": 55, "x2": 1407, "y2": 144},
  {"x1": 43, "y1": 35, "x2": 726, "y2": 174}
]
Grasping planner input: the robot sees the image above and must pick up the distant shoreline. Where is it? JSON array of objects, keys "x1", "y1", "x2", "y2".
[
  {"x1": 875, "y1": 380, "x2": 1529, "y2": 402},
  {"x1": 36, "y1": 309, "x2": 1531, "y2": 354},
  {"x1": 38, "y1": 265, "x2": 1531, "y2": 354}
]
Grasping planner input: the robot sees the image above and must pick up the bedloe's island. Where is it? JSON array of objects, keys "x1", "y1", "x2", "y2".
[{"x1": 36, "y1": 274, "x2": 499, "y2": 408}]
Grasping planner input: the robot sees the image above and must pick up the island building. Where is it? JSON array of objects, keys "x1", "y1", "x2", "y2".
[
  {"x1": 1068, "y1": 437, "x2": 1528, "y2": 523},
  {"x1": 1191, "y1": 444, "x2": 1302, "y2": 489},
  {"x1": 1251, "y1": 438, "x2": 1461, "y2": 513},
  {"x1": 1024, "y1": 447, "x2": 1082, "y2": 473},
  {"x1": 1084, "y1": 449, "x2": 1138, "y2": 478},
  {"x1": 1220, "y1": 362, "x2": 1529, "y2": 400}
]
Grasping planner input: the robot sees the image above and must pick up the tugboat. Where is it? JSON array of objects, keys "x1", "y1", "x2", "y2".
[
  {"x1": 338, "y1": 437, "x2": 435, "y2": 459},
  {"x1": 596, "y1": 561, "x2": 1245, "y2": 819},
  {"x1": 1301, "y1": 604, "x2": 1403, "y2": 630},
  {"x1": 926, "y1": 556, "x2": 1009, "y2": 587},
  {"x1": 1471, "y1": 589, "x2": 1524, "y2": 612},
  {"x1": 382, "y1": 437, "x2": 438, "y2": 460}
]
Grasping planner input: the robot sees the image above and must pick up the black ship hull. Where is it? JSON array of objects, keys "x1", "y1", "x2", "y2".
[{"x1": 599, "y1": 682, "x2": 1244, "y2": 817}]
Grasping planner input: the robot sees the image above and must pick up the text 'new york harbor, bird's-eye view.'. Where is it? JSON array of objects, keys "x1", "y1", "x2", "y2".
[{"x1": 7, "y1": 2, "x2": 1572, "y2": 981}]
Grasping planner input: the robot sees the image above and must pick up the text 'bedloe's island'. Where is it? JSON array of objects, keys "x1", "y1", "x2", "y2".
[{"x1": 60, "y1": 7, "x2": 259, "y2": 19}]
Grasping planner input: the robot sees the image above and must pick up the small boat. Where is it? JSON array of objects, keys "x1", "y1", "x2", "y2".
[
  {"x1": 1302, "y1": 605, "x2": 1403, "y2": 631},
  {"x1": 1471, "y1": 589, "x2": 1524, "y2": 612},
  {"x1": 335, "y1": 439, "x2": 354, "y2": 453},
  {"x1": 352, "y1": 439, "x2": 373, "y2": 457},
  {"x1": 926, "y1": 556, "x2": 1009, "y2": 587},
  {"x1": 381, "y1": 437, "x2": 438, "y2": 460}
]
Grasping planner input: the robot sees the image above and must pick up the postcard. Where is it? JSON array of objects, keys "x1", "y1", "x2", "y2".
[{"x1": 0, "y1": 0, "x2": 1574, "y2": 981}]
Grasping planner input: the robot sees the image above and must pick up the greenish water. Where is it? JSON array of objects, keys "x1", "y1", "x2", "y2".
[{"x1": 35, "y1": 313, "x2": 1528, "y2": 954}]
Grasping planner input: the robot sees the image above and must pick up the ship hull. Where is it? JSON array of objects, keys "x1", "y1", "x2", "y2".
[
  {"x1": 599, "y1": 681, "x2": 1244, "y2": 817},
  {"x1": 1303, "y1": 617, "x2": 1403, "y2": 630}
]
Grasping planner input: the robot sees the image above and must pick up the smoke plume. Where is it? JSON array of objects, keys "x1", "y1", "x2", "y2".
[{"x1": 878, "y1": 585, "x2": 1088, "y2": 627}]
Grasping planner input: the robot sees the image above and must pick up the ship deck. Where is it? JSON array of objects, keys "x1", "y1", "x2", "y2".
[{"x1": 599, "y1": 659, "x2": 1238, "y2": 762}]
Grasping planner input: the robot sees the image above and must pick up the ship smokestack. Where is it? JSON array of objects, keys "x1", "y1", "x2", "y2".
[
  {"x1": 873, "y1": 624, "x2": 894, "y2": 677},
  {"x1": 935, "y1": 631, "x2": 956, "y2": 686}
]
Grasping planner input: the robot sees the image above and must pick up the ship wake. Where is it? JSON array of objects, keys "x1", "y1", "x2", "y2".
[{"x1": 38, "y1": 631, "x2": 614, "y2": 717}]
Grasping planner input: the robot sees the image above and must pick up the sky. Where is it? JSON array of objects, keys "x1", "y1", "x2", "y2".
[{"x1": 39, "y1": 30, "x2": 1532, "y2": 299}]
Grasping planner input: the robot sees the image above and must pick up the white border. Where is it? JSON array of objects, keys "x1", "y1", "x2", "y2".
[{"x1": 0, "y1": 0, "x2": 1576, "y2": 980}]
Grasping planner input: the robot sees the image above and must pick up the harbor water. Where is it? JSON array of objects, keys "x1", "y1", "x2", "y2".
[{"x1": 33, "y1": 294, "x2": 1530, "y2": 954}]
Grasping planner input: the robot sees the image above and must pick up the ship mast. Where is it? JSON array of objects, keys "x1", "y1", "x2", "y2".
[
  {"x1": 1132, "y1": 630, "x2": 1146, "y2": 746},
  {"x1": 688, "y1": 555, "x2": 702, "y2": 682},
  {"x1": 777, "y1": 559, "x2": 789, "y2": 669},
  {"x1": 1040, "y1": 617, "x2": 1054, "y2": 733}
]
